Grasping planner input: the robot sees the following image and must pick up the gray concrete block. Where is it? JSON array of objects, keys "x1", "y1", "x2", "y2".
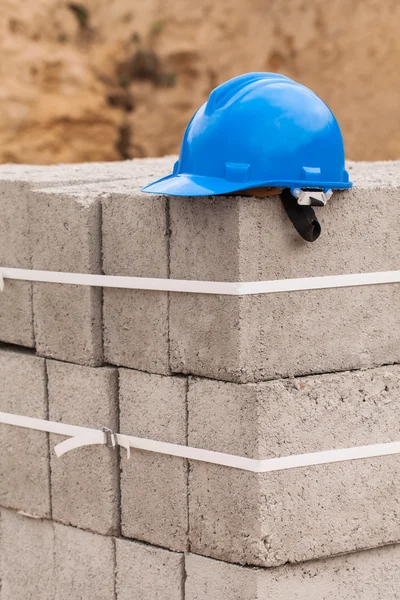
[
  {"x1": 30, "y1": 185, "x2": 103, "y2": 365},
  {"x1": 0, "y1": 181, "x2": 34, "y2": 346},
  {"x1": 31, "y1": 159, "x2": 172, "y2": 369},
  {"x1": 0, "y1": 156, "x2": 176, "y2": 187},
  {"x1": 119, "y1": 369, "x2": 188, "y2": 551},
  {"x1": 0, "y1": 348, "x2": 50, "y2": 516},
  {"x1": 102, "y1": 188, "x2": 169, "y2": 374},
  {"x1": 47, "y1": 360, "x2": 119, "y2": 535},
  {"x1": 53, "y1": 521, "x2": 115, "y2": 600},
  {"x1": 116, "y1": 538, "x2": 184, "y2": 600},
  {"x1": 188, "y1": 365, "x2": 400, "y2": 566},
  {"x1": 170, "y1": 162, "x2": 400, "y2": 382},
  {"x1": 186, "y1": 546, "x2": 400, "y2": 600},
  {"x1": 0, "y1": 509, "x2": 54, "y2": 600},
  {"x1": 0, "y1": 158, "x2": 171, "y2": 349}
]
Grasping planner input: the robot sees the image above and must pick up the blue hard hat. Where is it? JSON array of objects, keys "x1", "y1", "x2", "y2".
[{"x1": 142, "y1": 72, "x2": 352, "y2": 197}]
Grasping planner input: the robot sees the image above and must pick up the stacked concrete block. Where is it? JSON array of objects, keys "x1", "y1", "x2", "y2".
[
  {"x1": 187, "y1": 366, "x2": 400, "y2": 566},
  {"x1": 30, "y1": 183, "x2": 104, "y2": 365},
  {"x1": 119, "y1": 369, "x2": 188, "y2": 550},
  {"x1": 0, "y1": 347, "x2": 50, "y2": 517},
  {"x1": 0, "y1": 156, "x2": 175, "y2": 355},
  {"x1": 1, "y1": 159, "x2": 400, "y2": 599},
  {"x1": 0, "y1": 181, "x2": 34, "y2": 346},
  {"x1": 186, "y1": 547, "x2": 400, "y2": 600},
  {"x1": 102, "y1": 187, "x2": 170, "y2": 374},
  {"x1": 169, "y1": 167, "x2": 400, "y2": 382},
  {"x1": 0, "y1": 508, "x2": 115, "y2": 600},
  {"x1": 0, "y1": 509, "x2": 55, "y2": 600},
  {"x1": 115, "y1": 538, "x2": 184, "y2": 600},
  {"x1": 47, "y1": 359, "x2": 119, "y2": 535}
]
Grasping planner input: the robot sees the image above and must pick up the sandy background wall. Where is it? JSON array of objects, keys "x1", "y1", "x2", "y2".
[{"x1": 1, "y1": 0, "x2": 399, "y2": 164}]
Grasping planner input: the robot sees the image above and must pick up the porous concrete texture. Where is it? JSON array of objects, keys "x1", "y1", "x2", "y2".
[
  {"x1": 102, "y1": 185, "x2": 170, "y2": 374},
  {"x1": 53, "y1": 521, "x2": 115, "y2": 600},
  {"x1": 116, "y1": 538, "x2": 184, "y2": 600},
  {"x1": 47, "y1": 360, "x2": 119, "y2": 535},
  {"x1": 0, "y1": 347, "x2": 50, "y2": 516},
  {"x1": 186, "y1": 547, "x2": 400, "y2": 600},
  {"x1": 0, "y1": 508, "x2": 54, "y2": 600},
  {"x1": 0, "y1": 159, "x2": 158, "y2": 350},
  {"x1": 170, "y1": 162, "x2": 400, "y2": 382},
  {"x1": 0, "y1": 157, "x2": 175, "y2": 188},
  {"x1": 119, "y1": 368, "x2": 188, "y2": 551},
  {"x1": 0, "y1": 181, "x2": 34, "y2": 346},
  {"x1": 30, "y1": 184, "x2": 104, "y2": 366},
  {"x1": 188, "y1": 365, "x2": 400, "y2": 566}
]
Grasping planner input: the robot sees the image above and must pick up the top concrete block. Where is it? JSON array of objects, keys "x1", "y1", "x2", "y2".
[
  {"x1": 0, "y1": 156, "x2": 176, "y2": 187},
  {"x1": 30, "y1": 163, "x2": 171, "y2": 367},
  {"x1": 0, "y1": 157, "x2": 175, "y2": 355},
  {"x1": 101, "y1": 161, "x2": 173, "y2": 373},
  {"x1": 170, "y1": 162, "x2": 400, "y2": 382}
]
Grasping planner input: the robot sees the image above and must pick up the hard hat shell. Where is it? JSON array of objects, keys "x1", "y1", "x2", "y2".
[{"x1": 142, "y1": 72, "x2": 352, "y2": 196}]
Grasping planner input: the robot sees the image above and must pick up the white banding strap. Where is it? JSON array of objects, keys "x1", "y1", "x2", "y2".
[
  {"x1": 1, "y1": 411, "x2": 400, "y2": 473},
  {"x1": 0, "y1": 267, "x2": 400, "y2": 295}
]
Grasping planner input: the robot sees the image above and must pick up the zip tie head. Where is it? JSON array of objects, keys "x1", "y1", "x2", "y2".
[{"x1": 102, "y1": 427, "x2": 116, "y2": 449}]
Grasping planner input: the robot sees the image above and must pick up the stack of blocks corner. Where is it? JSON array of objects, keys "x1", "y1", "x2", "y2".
[{"x1": 0, "y1": 158, "x2": 400, "y2": 599}]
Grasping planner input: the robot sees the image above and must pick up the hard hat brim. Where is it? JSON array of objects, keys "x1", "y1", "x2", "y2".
[{"x1": 141, "y1": 173, "x2": 352, "y2": 197}]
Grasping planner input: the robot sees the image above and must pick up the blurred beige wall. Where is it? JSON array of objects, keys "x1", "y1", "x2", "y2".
[{"x1": 0, "y1": 0, "x2": 399, "y2": 164}]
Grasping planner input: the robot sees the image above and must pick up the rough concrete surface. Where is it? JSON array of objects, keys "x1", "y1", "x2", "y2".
[
  {"x1": 0, "y1": 157, "x2": 175, "y2": 187},
  {"x1": 186, "y1": 546, "x2": 400, "y2": 600},
  {"x1": 188, "y1": 365, "x2": 400, "y2": 566},
  {"x1": 102, "y1": 183, "x2": 170, "y2": 374},
  {"x1": 53, "y1": 521, "x2": 115, "y2": 600},
  {"x1": 119, "y1": 368, "x2": 188, "y2": 551},
  {"x1": 0, "y1": 508, "x2": 54, "y2": 600},
  {"x1": 116, "y1": 538, "x2": 184, "y2": 600},
  {"x1": 30, "y1": 184, "x2": 103, "y2": 365},
  {"x1": 170, "y1": 162, "x2": 400, "y2": 382},
  {"x1": 47, "y1": 360, "x2": 119, "y2": 535},
  {"x1": 0, "y1": 181, "x2": 34, "y2": 346},
  {"x1": 0, "y1": 347, "x2": 50, "y2": 516}
]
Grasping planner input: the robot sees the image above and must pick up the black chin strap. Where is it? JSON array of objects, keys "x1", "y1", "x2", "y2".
[{"x1": 280, "y1": 188, "x2": 321, "y2": 242}]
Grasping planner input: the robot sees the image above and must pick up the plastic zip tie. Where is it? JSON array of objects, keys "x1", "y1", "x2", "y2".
[
  {"x1": 1, "y1": 267, "x2": 400, "y2": 296},
  {"x1": 1, "y1": 411, "x2": 399, "y2": 474}
]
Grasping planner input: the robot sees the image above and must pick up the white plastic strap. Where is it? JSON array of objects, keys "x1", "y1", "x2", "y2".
[
  {"x1": 0, "y1": 267, "x2": 400, "y2": 296},
  {"x1": 1, "y1": 411, "x2": 399, "y2": 473}
]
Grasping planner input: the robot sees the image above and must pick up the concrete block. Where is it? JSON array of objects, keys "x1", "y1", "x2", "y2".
[
  {"x1": 0, "y1": 181, "x2": 34, "y2": 346},
  {"x1": 47, "y1": 360, "x2": 119, "y2": 535},
  {"x1": 0, "y1": 348, "x2": 50, "y2": 516},
  {"x1": 102, "y1": 185, "x2": 170, "y2": 374},
  {"x1": 0, "y1": 509, "x2": 54, "y2": 600},
  {"x1": 30, "y1": 185, "x2": 103, "y2": 366},
  {"x1": 0, "y1": 156, "x2": 176, "y2": 187},
  {"x1": 31, "y1": 158, "x2": 172, "y2": 368},
  {"x1": 119, "y1": 369, "x2": 188, "y2": 551},
  {"x1": 116, "y1": 538, "x2": 184, "y2": 600},
  {"x1": 188, "y1": 365, "x2": 400, "y2": 566},
  {"x1": 186, "y1": 547, "x2": 400, "y2": 600},
  {"x1": 170, "y1": 162, "x2": 400, "y2": 382},
  {"x1": 53, "y1": 521, "x2": 115, "y2": 600},
  {"x1": 0, "y1": 158, "x2": 171, "y2": 349}
]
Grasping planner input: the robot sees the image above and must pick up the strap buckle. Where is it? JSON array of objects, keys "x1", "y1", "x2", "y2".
[
  {"x1": 292, "y1": 188, "x2": 333, "y2": 207},
  {"x1": 102, "y1": 427, "x2": 116, "y2": 449}
]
